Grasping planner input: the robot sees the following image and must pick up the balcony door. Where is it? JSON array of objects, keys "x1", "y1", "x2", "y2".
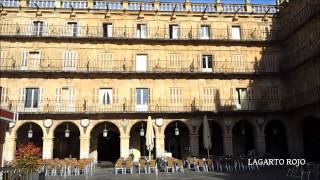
[
  {"x1": 200, "y1": 25, "x2": 210, "y2": 39},
  {"x1": 103, "y1": 23, "x2": 113, "y2": 38},
  {"x1": 136, "y1": 88, "x2": 149, "y2": 111},
  {"x1": 63, "y1": 51, "x2": 77, "y2": 71},
  {"x1": 56, "y1": 87, "x2": 76, "y2": 112},
  {"x1": 33, "y1": 21, "x2": 43, "y2": 36},
  {"x1": 169, "y1": 25, "x2": 179, "y2": 39},
  {"x1": 136, "y1": 54, "x2": 147, "y2": 72},
  {"x1": 202, "y1": 55, "x2": 213, "y2": 72},
  {"x1": 231, "y1": 26, "x2": 241, "y2": 40},
  {"x1": 137, "y1": 24, "x2": 147, "y2": 39},
  {"x1": 21, "y1": 51, "x2": 41, "y2": 70}
]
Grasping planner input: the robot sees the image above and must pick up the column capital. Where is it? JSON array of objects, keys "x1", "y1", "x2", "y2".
[
  {"x1": 120, "y1": 135, "x2": 130, "y2": 139},
  {"x1": 42, "y1": 137, "x2": 54, "y2": 141}
]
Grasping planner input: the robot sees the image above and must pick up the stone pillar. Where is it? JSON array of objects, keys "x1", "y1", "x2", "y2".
[
  {"x1": 245, "y1": 0, "x2": 252, "y2": 13},
  {"x1": 120, "y1": 135, "x2": 130, "y2": 158},
  {"x1": 189, "y1": 134, "x2": 199, "y2": 156},
  {"x1": 122, "y1": 0, "x2": 128, "y2": 10},
  {"x1": 223, "y1": 134, "x2": 233, "y2": 155},
  {"x1": 215, "y1": 0, "x2": 222, "y2": 12},
  {"x1": 42, "y1": 137, "x2": 54, "y2": 159},
  {"x1": 54, "y1": 0, "x2": 60, "y2": 8},
  {"x1": 155, "y1": 135, "x2": 165, "y2": 158},
  {"x1": 4, "y1": 136, "x2": 16, "y2": 162},
  {"x1": 184, "y1": 0, "x2": 191, "y2": 12},
  {"x1": 20, "y1": 0, "x2": 27, "y2": 7},
  {"x1": 154, "y1": 0, "x2": 160, "y2": 11},
  {"x1": 87, "y1": 0, "x2": 93, "y2": 9},
  {"x1": 80, "y1": 136, "x2": 90, "y2": 159},
  {"x1": 255, "y1": 134, "x2": 266, "y2": 154}
]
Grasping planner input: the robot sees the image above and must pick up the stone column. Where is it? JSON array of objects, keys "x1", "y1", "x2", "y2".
[
  {"x1": 223, "y1": 134, "x2": 233, "y2": 155},
  {"x1": 155, "y1": 135, "x2": 165, "y2": 158},
  {"x1": 122, "y1": 0, "x2": 128, "y2": 10},
  {"x1": 80, "y1": 136, "x2": 90, "y2": 159},
  {"x1": 154, "y1": 0, "x2": 160, "y2": 11},
  {"x1": 120, "y1": 135, "x2": 130, "y2": 158},
  {"x1": 42, "y1": 137, "x2": 54, "y2": 159},
  {"x1": 184, "y1": 0, "x2": 191, "y2": 12},
  {"x1": 4, "y1": 136, "x2": 16, "y2": 162},
  {"x1": 87, "y1": 0, "x2": 93, "y2": 9},
  {"x1": 215, "y1": 0, "x2": 222, "y2": 12},
  {"x1": 245, "y1": 0, "x2": 252, "y2": 12},
  {"x1": 189, "y1": 134, "x2": 199, "y2": 156}
]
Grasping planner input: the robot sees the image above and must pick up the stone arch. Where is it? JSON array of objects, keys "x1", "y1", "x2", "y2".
[
  {"x1": 162, "y1": 119, "x2": 193, "y2": 135},
  {"x1": 53, "y1": 121, "x2": 80, "y2": 159},
  {"x1": 232, "y1": 119, "x2": 256, "y2": 155},
  {"x1": 198, "y1": 120, "x2": 224, "y2": 156},
  {"x1": 164, "y1": 120, "x2": 191, "y2": 159},
  {"x1": 127, "y1": 119, "x2": 159, "y2": 137},
  {"x1": 264, "y1": 119, "x2": 288, "y2": 158},
  {"x1": 50, "y1": 120, "x2": 83, "y2": 137},
  {"x1": 89, "y1": 121, "x2": 121, "y2": 163}
]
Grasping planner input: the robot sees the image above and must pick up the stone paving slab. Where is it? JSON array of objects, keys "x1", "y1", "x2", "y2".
[{"x1": 46, "y1": 167, "x2": 301, "y2": 180}]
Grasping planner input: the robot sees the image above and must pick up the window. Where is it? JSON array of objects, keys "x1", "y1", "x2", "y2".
[
  {"x1": 25, "y1": 88, "x2": 39, "y2": 108},
  {"x1": 99, "y1": 52, "x2": 113, "y2": 70},
  {"x1": 136, "y1": 88, "x2": 149, "y2": 111},
  {"x1": 203, "y1": 88, "x2": 216, "y2": 104},
  {"x1": 202, "y1": 55, "x2": 213, "y2": 72},
  {"x1": 99, "y1": 88, "x2": 112, "y2": 105},
  {"x1": 136, "y1": 54, "x2": 147, "y2": 72},
  {"x1": 169, "y1": 25, "x2": 179, "y2": 39},
  {"x1": 33, "y1": 21, "x2": 43, "y2": 36},
  {"x1": 169, "y1": 53, "x2": 181, "y2": 70},
  {"x1": 169, "y1": 88, "x2": 183, "y2": 105},
  {"x1": 137, "y1": 24, "x2": 147, "y2": 38},
  {"x1": 232, "y1": 54, "x2": 244, "y2": 71},
  {"x1": 235, "y1": 88, "x2": 247, "y2": 105},
  {"x1": 266, "y1": 87, "x2": 279, "y2": 102},
  {"x1": 55, "y1": 87, "x2": 76, "y2": 112},
  {"x1": 21, "y1": 51, "x2": 40, "y2": 70},
  {"x1": 231, "y1": 26, "x2": 241, "y2": 40},
  {"x1": 200, "y1": 25, "x2": 210, "y2": 39},
  {"x1": 63, "y1": 51, "x2": 77, "y2": 71},
  {"x1": 67, "y1": 22, "x2": 78, "y2": 37},
  {"x1": 103, "y1": 23, "x2": 113, "y2": 38}
]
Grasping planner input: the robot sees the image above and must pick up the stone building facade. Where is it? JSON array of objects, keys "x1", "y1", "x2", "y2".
[{"x1": 0, "y1": 0, "x2": 319, "y2": 163}]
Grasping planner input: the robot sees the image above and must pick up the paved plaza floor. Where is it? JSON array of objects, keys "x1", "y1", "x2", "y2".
[{"x1": 46, "y1": 166, "x2": 305, "y2": 180}]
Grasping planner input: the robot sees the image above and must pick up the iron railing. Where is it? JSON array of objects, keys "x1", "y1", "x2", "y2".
[
  {"x1": 0, "y1": 98, "x2": 281, "y2": 114},
  {"x1": 0, "y1": 24, "x2": 277, "y2": 41},
  {"x1": 0, "y1": 167, "x2": 43, "y2": 180},
  {"x1": 280, "y1": 33, "x2": 320, "y2": 71},
  {"x1": 0, "y1": 0, "x2": 279, "y2": 14},
  {"x1": 279, "y1": 1, "x2": 320, "y2": 39},
  {"x1": 282, "y1": 86, "x2": 320, "y2": 110},
  {"x1": 0, "y1": 58, "x2": 279, "y2": 74}
]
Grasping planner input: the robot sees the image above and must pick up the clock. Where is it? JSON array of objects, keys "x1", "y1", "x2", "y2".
[
  {"x1": 9, "y1": 121, "x2": 16, "y2": 128},
  {"x1": 155, "y1": 118, "x2": 164, "y2": 127},
  {"x1": 43, "y1": 119, "x2": 53, "y2": 128},
  {"x1": 80, "y1": 119, "x2": 90, "y2": 128}
]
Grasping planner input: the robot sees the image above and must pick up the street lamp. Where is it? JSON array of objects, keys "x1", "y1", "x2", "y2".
[
  {"x1": 65, "y1": 123, "x2": 70, "y2": 138},
  {"x1": 140, "y1": 123, "x2": 145, "y2": 137},
  {"x1": 174, "y1": 122, "x2": 179, "y2": 136},
  {"x1": 103, "y1": 123, "x2": 108, "y2": 137},
  {"x1": 28, "y1": 124, "x2": 33, "y2": 138}
]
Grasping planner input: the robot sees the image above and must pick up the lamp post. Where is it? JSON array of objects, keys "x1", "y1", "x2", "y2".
[
  {"x1": 174, "y1": 122, "x2": 179, "y2": 136},
  {"x1": 28, "y1": 124, "x2": 33, "y2": 138},
  {"x1": 103, "y1": 123, "x2": 108, "y2": 137},
  {"x1": 65, "y1": 123, "x2": 70, "y2": 138},
  {"x1": 140, "y1": 123, "x2": 145, "y2": 137}
]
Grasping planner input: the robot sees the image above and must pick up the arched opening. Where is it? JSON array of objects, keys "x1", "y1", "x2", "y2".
[
  {"x1": 265, "y1": 120, "x2": 288, "y2": 158},
  {"x1": 53, "y1": 122, "x2": 80, "y2": 159},
  {"x1": 199, "y1": 121, "x2": 224, "y2": 157},
  {"x1": 232, "y1": 120, "x2": 255, "y2": 155},
  {"x1": 90, "y1": 122, "x2": 120, "y2": 163},
  {"x1": 129, "y1": 121, "x2": 155, "y2": 160},
  {"x1": 165, "y1": 121, "x2": 190, "y2": 159},
  {"x1": 16, "y1": 122, "x2": 43, "y2": 155},
  {"x1": 302, "y1": 117, "x2": 320, "y2": 162}
]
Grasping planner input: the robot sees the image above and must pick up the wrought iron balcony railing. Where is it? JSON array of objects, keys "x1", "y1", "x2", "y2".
[
  {"x1": 0, "y1": 98, "x2": 281, "y2": 114},
  {"x1": 282, "y1": 86, "x2": 320, "y2": 110},
  {"x1": 0, "y1": 24, "x2": 277, "y2": 42},
  {"x1": 279, "y1": 1, "x2": 320, "y2": 39},
  {"x1": 0, "y1": 58, "x2": 279, "y2": 74},
  {"x1": 1, "y1": 0, "x2": 278, "y2": 14},
  {"x1": 280, "y1": 33, "x2": 320, "y2": 71}
]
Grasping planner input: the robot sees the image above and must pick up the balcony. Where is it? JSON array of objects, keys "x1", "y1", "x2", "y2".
[
  {"x1": 0, "y1": 58, "x2": 279, "y2": 75},
  {"x1": 0, "y1": 24, "x2": 277, "y2": 42},
  {"x1": 280, "y1": 33, "x2": 320, "y2": 72},
  {"x1": 283, "y1": 86, "x2": 320, "y2": 110},
  {"x1": 0, "y1": 98, "x2": 281, "y2": 114},
  {"x1": 279, "y1": 1, "x2": 320, "y2": 39},
  {"x1": 0, "y1": 0, "x2": 20, "y2": 7}
]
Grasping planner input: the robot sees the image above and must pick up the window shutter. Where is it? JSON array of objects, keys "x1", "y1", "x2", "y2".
[
  {"x1": 73, "y1": 51, "x2": 77, "y2": 70},
  {"x1": 55, "y1": 87, "x2": 61, "y2": 111},
  {"x1": 63, "y1": 21, "x2": 67, "y2": 36},
  {"x1": 113, "y1": 88, "x2": 118, "y2": 104},
  {"x1": 69, "y1": 87, "x2": 76, "y2": 112},
  {"x1": 0, "y1": 87, "x2": 6, "y2": 104},
  {"x1": 19, "y1": 87, "x2": 26, "y2": 110},
  {"x1": 130, "y1": 88, "x2": 135, "y2": 107},
  {"x1": 39, "y1": 87, "x2": 44, "y2": 110},
  {"x1": 149, "y1": 88, "x2": 153, "y2": 105},
  {"x1": 21, "y1": 51, "x2": 29, "y2": 69},
  {"x1": 77, "y1": 22, "x2": 82, "y2": 37},
  {"x1": 27, "y1": 20, "x2": 33, "y2": 36},
  {"x1": 43, "y1": 21, "x2": 49, "y2": 36}
]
